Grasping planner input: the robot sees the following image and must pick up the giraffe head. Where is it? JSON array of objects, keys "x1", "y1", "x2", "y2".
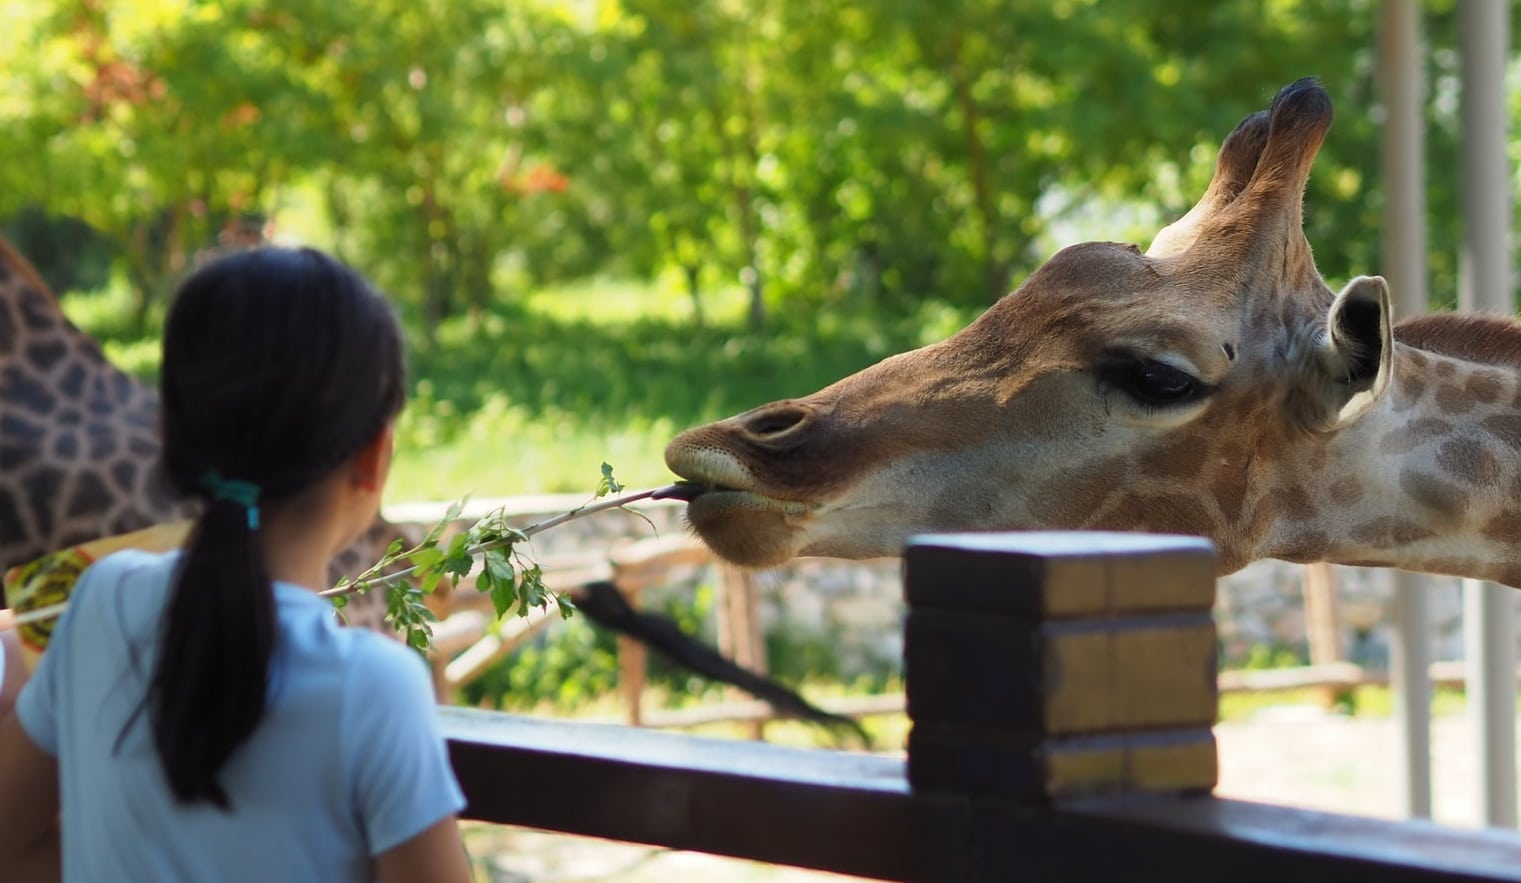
[{"x1": 664, "y1": 79, "x2": 1394, "y2": 572}]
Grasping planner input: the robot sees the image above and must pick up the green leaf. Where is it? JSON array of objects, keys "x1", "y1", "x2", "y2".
[
  {"x1": 487, "y1": 554, "x2": 516, "y2": 586},
  {"x1": 443, "y1": 541, "x2": 474, "y2": 580},
  {"x1": 489, "y1": 576, "x2": 515, "y2": 620},
  {"x1": 518, "y1": 564, "x2": 546, "y2": 615},
  {"x1": 421, "y1": 497, "x2": 468, "y2": 547},
  {"x1": 411, "y1": 546, "x2": 446, "y2": 571},
  {"x1": 597, "y1": 461, "x2": 623, "y2": 497}
]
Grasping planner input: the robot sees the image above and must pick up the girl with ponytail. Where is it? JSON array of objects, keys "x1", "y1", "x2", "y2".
[{"x1": 0, "y1": 248, "x2": 469, "y2": 882}]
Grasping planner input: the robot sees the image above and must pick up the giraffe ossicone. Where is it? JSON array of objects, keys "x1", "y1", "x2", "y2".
[{"x1": 665, "y1": 78, "x2": 1521, "y2": 589}]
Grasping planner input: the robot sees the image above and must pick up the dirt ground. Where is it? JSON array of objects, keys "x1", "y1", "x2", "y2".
[
  {"x1": 461, "y1": 707, "x2": 1516, "y2": 881},
  {"x1": 1214, "y1": 705, "x2": 1511, "y2": 825}
]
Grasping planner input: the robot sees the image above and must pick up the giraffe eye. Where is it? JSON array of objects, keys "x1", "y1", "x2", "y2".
[{"x1": 1096, "y1": 357, "x2": 1211, "y2": 408}]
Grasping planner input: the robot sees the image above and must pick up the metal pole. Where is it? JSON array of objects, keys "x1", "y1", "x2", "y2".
[
  {"x1": 1459, "y1": 0, "x2": 1517, "y2": 829},
  {"x1": 1377, "y1": 0, "x2": 1432, "y2": 820}
]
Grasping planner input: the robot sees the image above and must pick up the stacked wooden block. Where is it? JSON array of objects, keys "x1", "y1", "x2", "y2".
[{"x1": 904, "y1": 532, "x2": 1219, "y2": 802}]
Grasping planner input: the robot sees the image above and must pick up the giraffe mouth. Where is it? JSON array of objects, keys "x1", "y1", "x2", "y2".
[
  {"x1": 661, "y1": 482, "x2": 818, "y2": 566},
  {"x1": 654, "y1": 478, "x2": 815, "y2": 516},
  {"x1": 651, "y1": 481, "x2": 719, "y2": 502}
]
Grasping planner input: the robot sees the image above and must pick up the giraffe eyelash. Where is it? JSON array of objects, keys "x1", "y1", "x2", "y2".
[{"x1": 1093, "y1": 354, "x2": 1216, "y2": 410}]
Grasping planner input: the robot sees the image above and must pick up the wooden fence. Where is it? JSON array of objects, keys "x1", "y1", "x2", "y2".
[{"x1": 438, "y1": 532, "x2": 1521, "y2": 881}]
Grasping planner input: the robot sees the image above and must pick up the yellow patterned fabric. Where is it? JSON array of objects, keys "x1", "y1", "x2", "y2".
[{"x1": 3, "y1": 521, "x2": 191, "y2": 671}]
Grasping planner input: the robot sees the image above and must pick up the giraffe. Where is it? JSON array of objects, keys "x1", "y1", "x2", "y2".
[
  {"x1": 0, "y1": 231, "x2": 858, "y2": 734},
  {"x1": 663, "y1": 78, "x2": 1521, "y2": 589},
  {"x1": 0, "y1": 233, "x2": 399, "y2": 629}
]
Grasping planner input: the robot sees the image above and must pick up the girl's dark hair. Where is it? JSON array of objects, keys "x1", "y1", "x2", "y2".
[{"x1": 150, "y1": 247, "x2": 405, "y2": 808}]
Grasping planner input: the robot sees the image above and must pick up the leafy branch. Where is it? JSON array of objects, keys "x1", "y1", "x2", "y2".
[{"x1": 324, "y1": 463, "x2": 664, "y2": 652}]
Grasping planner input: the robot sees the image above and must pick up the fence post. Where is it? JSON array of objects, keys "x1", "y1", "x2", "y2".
[{"x1": 904, "y1": 532, "x2": 1219, "y2": 803}]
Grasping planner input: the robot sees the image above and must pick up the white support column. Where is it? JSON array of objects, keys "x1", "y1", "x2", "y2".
[
  {"x1": 1459, "y1": 0, "x2": 1517, "y2": 829},
  {"x1": 1378, "y1": 0, "x2": 1432, "y2": 820}
]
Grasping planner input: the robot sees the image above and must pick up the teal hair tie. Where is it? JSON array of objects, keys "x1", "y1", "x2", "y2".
[{"x1": 200, "y1": 471, "x2": 261, "y2": 530}]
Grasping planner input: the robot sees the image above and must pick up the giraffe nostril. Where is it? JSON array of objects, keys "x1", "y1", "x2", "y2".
[{"x1": 741, "y1": 404, "x2": 812, "y2": 443}]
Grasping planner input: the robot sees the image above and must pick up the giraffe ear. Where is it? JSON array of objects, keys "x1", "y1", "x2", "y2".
[{"x1": 1311, "y1": 275, "x2": 1393, "y2": 429}]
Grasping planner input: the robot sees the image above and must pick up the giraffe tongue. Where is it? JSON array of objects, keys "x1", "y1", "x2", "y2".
[{"x1": 651, "y1": 481, "x2": 712, "y2": 502}]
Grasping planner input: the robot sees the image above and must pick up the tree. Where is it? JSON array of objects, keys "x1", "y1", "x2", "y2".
[{"x1": 0, "y1": 0, "x2": 1499, "y2": 328}]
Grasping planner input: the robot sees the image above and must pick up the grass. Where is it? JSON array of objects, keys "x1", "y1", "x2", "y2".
[
  {"x1": 1218, "y1": 684, "x2": 1470, "y2": 723},
  {"x1": 62, "y1": 274, "x2": 981, "y2": 503},
  {"x1": 363, "y1": 279, "x2": 975, "y2": 500}
]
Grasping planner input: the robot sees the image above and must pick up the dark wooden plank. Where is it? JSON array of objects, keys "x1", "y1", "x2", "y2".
[
  {"x1": 442, "y1": 707, "x2": 929, "y2": 881},
  {"x1": 1059, "y1": 795, "x2": 1521, "y2": 883},
  {"x1": 441, "y1": 708, "x2": 1521, "y2": 883}
]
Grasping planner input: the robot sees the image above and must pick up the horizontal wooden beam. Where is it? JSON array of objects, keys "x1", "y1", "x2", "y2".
[
  {"x1": 632, "y1": 693, "x2": 909, "y2": 729},
  {"x1": 443, "y1": 708, "x2": 916, "y2": 880},
  {"x1": 1215, "y1": 659, "x2": 1518, "y2": 693},
  {"x1": 596, "y1": 653, "x2": 1516, "y2": 730},
  {"x1": 441, "y1": 707, "x2": 1521, "y2": 882}
]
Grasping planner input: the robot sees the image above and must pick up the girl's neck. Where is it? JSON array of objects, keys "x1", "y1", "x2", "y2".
[{"x1": 258, "y1": 484, "x2": 353, "y2": 592}]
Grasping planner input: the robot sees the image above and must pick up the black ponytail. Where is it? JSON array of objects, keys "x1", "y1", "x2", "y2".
[
  {"x1": 150, "y1": 498, "x2": 275, "y2": 807},
  {"x1": 147, "y1": 247, "x2": 405, "y2": 808}
]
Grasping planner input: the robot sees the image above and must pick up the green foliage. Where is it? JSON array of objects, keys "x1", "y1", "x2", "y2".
[
  {"x1": 5, "y1": 1, "x2": 1502, "y2": 328},
  {"x1": 461, "y1": 581, "x2": 725, "y2": 712},
  {"x1": 10, "y1": 1, "x2": 1512, "y2": 710},
  {"x1": 382, "y1": 281, "x2": 978, "y2": 499},
  {"x1": 330, "y1": 468, "x2": 655, "y2": 652},
  {"x1": 59, "y1": 271, "x2": 963, "y2": 499},
  {"x1": 1239, "y1": 641, "x2": 1310, "y2": 671}
]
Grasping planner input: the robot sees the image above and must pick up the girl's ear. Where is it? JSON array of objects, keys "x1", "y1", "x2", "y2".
[{"x1": 350, "y1": 423, "x2": 395, "y2": 494}]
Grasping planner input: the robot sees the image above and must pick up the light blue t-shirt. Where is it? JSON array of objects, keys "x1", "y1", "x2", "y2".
[{"x1": 15, "y1": 550, "x2": 466, "y2": 882}]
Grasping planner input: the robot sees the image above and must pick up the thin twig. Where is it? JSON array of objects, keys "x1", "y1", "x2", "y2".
[{"x1": 316, "y1": 486, "x2": 663, "y2": 599}]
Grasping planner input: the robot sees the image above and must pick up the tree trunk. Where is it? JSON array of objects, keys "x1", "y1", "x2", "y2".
[
  {"x1": 735, "y1": 38, "x2": 765, "y2": 333},
  {"x1": 743, "y1": 265, "x2": 763, "y2": 332},
  {"x1": 420, "y1": 186, "x2": 454, "y2": 335},
  {"x1": 683, "y1": 261, "x2": 705, "y2": 328},
  {"x1": 948, "y1": 34, "x2": 1003, "y2": 303},
  {"x1": 124, "y1": 206, "x2": 182, "y2": 335}
]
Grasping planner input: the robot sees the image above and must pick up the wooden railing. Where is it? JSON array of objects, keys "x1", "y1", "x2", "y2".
[{"x1": 438, "y1": 532, "x2": 1521, "y2": 881}]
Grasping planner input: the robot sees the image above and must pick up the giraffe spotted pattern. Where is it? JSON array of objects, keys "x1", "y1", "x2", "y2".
[
  {"x1": 0, "y1": 237, "x2": 406, "y2": 629},
  {"x1": 664, "y1": 79, "x2": 1521, "y2": 591}
]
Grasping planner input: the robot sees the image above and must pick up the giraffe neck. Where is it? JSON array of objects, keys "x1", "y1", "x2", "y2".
[
  {"x1": 0, "y1": 237, "x2": 184, "y2": 567},
  {"x1": 1257, "y1": 315, "x2": 1521, "y2": 588},
  {"x1": 0, "y1": 237, "x2": 134, "y2": 392},
  {"x1": 0, "y1": 237, "x2": 401, "y2": 635}
]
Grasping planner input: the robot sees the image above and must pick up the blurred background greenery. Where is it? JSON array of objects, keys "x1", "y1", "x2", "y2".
[
  {"x1": 1, "y1": 0, "x2": 1494, "y2": 500},
  {"x1": 2, "y1": 0, "x2": 1496, "y2": 498},
  {"x1": 5, "y1": 0, "x2": 1506, "y2": 718}
]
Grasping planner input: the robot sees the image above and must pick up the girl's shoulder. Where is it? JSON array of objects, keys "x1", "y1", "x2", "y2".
[
  {"x1": 335, "y1": 631, "x2": 440, "y2": 734},
  {"x1": 344, "y1": 630, "x2": 433, "y2": 693},
  {"x1": 93, "y1": 547, "x2": 176, "y2": 578},
  {"x1": 71, "y1": 548, "x2": 177, "y2": 619}
]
